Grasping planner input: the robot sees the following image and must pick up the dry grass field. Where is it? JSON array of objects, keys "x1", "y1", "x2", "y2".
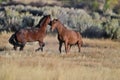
[{"x1": 0, "y1": 32, "x2": 120, "y2": 80}]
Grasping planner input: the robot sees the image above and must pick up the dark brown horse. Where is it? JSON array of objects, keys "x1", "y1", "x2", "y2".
[
  {"x1": 50, "y1": 19, "x2": 83, "y2": 54},
  {"x1": 9, "y1": 15, "x2": 51, "y2": 51}
]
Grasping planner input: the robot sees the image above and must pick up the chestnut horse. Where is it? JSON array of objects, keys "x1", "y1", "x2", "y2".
[
  {"x1": 50, "y1": 19, "x2": 83, "y2": 54},
  {"x1": 9, "y1": 15, "x2": 51, "y2": 51}
]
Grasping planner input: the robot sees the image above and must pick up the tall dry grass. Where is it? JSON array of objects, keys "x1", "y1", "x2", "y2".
[
  {"x1": 0, "y1": 32, "x2": 120, "y2": 80},
  {"x1": 0, "y1": 54, "x2": 120, "y2": 80}
]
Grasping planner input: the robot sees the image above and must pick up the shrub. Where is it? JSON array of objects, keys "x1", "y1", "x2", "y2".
[
  {"x1": 82, "y1": 26, "x2": 105, "y2": 38},
  {"x1": 21, "y1": 16, "x2": 34, "y2": 28},
  {"x1": 103, "y1": 19, "x2": 120, "y2": 39},
  {"x1": 0, "y1": 5, "x2": 120, "y2": 40}
]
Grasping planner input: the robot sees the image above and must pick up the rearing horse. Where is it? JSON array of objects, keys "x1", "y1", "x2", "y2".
[
  {"x1": 50, "y1": 19, "x2": 83, "y2": 54},
  {"x1": 9, "y1": 15, "x2": 51, "y2": 51}
]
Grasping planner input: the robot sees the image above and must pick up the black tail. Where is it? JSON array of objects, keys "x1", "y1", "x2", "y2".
[
  {"x1": 9, "y1": 33, "x2": 16, "y2": 46},
  {"x1": 9, "y1": 33, "x2": 21, "y2": 47}
]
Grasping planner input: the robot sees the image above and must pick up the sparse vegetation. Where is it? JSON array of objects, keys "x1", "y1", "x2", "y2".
[{"x1": 0, "y1": 5, "x2": 120, "y2": 39}]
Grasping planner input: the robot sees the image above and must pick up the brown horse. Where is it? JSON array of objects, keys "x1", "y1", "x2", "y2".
[
  {"x1": 50, "y1": 19, "x2": 83, "y2": 54},
  {"x1": 9, "y1": 15, "x2": 51, "y2": 51}
]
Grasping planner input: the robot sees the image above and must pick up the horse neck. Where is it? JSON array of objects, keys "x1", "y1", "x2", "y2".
[{"x1": 56, "y1": 22, "x2": 66, "y2": 35}]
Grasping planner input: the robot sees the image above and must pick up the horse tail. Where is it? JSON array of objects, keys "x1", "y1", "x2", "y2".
[
  {"x1": 9, "y1": 33, "x2": 16, "y2": 46},
  {"x1": 76, "y1": 32, "x2": 83, "y2": 46},
  {"x1": 9, "y1": 33, "x2": 21, "y2": 47}
]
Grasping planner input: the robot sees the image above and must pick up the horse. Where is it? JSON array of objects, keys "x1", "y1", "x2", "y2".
[
  {"x1": 50, "y1": 19, "x2": 83, "y2": 54},
  {"x1": 9, "y1": 15, "x2": 51, "y2": 51}
]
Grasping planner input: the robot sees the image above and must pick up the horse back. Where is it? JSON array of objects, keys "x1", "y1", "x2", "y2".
[
  {"x1": 16, "y1": 28, "x2": 46, "y2": 42},
  {"x1": 16, "y1": 29, "x2": 35, "y2": 42}
]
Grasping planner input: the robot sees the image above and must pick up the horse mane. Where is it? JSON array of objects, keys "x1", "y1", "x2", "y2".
[
  {"x1": 35, "y1": 15, "x2": 46, "y2": 28},
  {"x1": 57, "y1": 19, "x2": 67, "y2": 29}
]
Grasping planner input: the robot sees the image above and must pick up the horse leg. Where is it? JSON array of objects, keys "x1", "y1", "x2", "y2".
[
  {"x1": 67, "y1": 44, "x2": 71, "y2": 52},
  {"x1": 19, "y1": 42, "x2": 26, "y2": 51},
  {"x1": 64, "y1": 41, "x2": 68, "y2": 54},
  {"x1": 40, "y1": 42, "x2": 45, "y2": 52},
  {"x1": 77, "y1": 42, "x2": 81, "y2": 52},
  {"x1": 13, "y1": 42, "x2": 22, "y2": 50},
  {"x1": 36, "y1": 41, "x2": 45, "y2": 52},
  {"x1": 13, "y1": 45, "x2": 17, "y2": 50},
  {"x1": 59, "y1": 41, "x2": 62, "y2": 53}
]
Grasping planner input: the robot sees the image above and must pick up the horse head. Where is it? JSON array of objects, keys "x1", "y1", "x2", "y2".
[
  {"x1": 50, "y1": 19, "x2": 59, "y2": 31},
  {"x1": 45, "y1": 15, "x2": 51, "y2": 24}
]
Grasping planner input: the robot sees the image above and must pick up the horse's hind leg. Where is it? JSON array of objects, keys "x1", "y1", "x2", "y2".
[
  {"x1": 19, "y1": 43, "x2": 26, "y2": 51},
  {"x1": 77, "y1": 42, "x2": 81, "y2": 52},
  {"x1": 13, "y1": 45, "x2": 17, "y2": 50}
]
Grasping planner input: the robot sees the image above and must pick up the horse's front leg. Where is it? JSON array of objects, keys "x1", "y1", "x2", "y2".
[
  {"x1": 67, "y1": 44, "x2": 71, "y2": 52},
  {"x1": 59, "y1": 41, "x2": 63, "y2": 53},
  {"x1": 40, "y1": 42, "x2": 45, "y2": 52},
  {"x1": 64, "y1": 41, "x2": 68, "y2": 54},
  {"x1": 36, "y1": 41, "x2": 45, "y2": 52}
]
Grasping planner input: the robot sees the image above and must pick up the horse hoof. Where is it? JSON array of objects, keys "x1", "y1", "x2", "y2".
[
  {"x1": 35, "y1": 49, "x2": 39, "y2": 52},
  {"x1": 19, "y1": 49, "x2": 23, "y2": 51}
]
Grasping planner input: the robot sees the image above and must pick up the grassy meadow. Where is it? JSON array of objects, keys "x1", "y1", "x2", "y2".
[{"x1": 0, "y1": 32, "x2": 120, "y2": 80}]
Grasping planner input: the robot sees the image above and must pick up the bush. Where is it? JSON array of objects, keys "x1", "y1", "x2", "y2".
[
  {"x1": 82, "y1": 26, "x2": 105, "y2": 38},
  {"x1": 0, "y1": 5, "x2": 120, "y2": 40},
  {"x1": 41, "y1": 6, "x2": 93, "y2": 33},
  {"x1": 103, "y1": 19, "x2": 120, "y2": 39},
  {"x1": 22, "y1": 16, "x2": 34, "y2": 28}
]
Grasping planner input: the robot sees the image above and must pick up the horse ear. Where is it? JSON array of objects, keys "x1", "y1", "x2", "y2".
[
  {"x1": 55, "y1": 19, "x2": 58, "y2": 21},
  {"x1": 48, "y1": 15, "x2": 51, "y2": 17},
  {"x1": 44, "y1": 14, "x2": 50, "y2": 17}
]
